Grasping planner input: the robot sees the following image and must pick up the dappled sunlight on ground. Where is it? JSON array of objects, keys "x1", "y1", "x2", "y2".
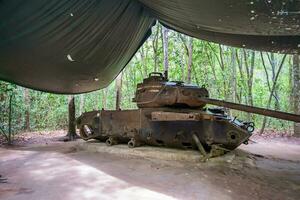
[
  {"x1": 0, "y1": 148, "x2": 180, "y2": 200},
  {"x1": 1, "y1": 131, "x2": 300, "y2": 200}
]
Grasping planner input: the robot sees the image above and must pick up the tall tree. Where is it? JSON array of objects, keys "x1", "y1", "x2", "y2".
[
  {"x1": 230, "y1": 48, "x2": 237, "y2": 103},
  {"x1": 8, "y1": 94, "x2": 13, "y2": 144},
  {"x1": 235, "y1": 50, "x2": 255, "y2": 120},
  {"x1": 102, "y1": 88, "x2": 107, "y2": 110},
  {"x1": 243, "y1": 50, "x2": 255, "y2": 108},
  {"x1": 68, "y1": 95, "x2": 76, "y2": 140},
  {"x1": 261, "y1": 52, "x2": 282, "y2": 109},
  {"x1": 288, "y1": 56, "x2": 294, "y2": 113},
  {"x1": 93, "y1": 92, "x2": 99, "y2": 111},
  {"x1": 188, "y1": 37, "x2": 193, "y2": 82},
  {"x1": 207, "y1": 44, "x2": 227, "y2": 99},
  {"x1": 152, "y1": 24, "x2": 161, "y2": 72},
  {"x1": 162, "y1": 26, "x2": 169, "y2": 79},
  {"x1": 236, "y1": 49, "x2": 246, "y2": 104},
  {"x1": 179, "y1": 35, "x2": 193, "y2": 83},
  {"x1": 292, "y1": 55, "x2": 300, "y2": 137},
  {"x1": 79, "y1": 94, "x2": 85, "y2": 115},
  {"x1": 115, "y1": 72, "x2": 123, "y2": 110},
  {"x1": 218, "y1": 45, "x2": 227, "y2": 99},
  {"x1": 205, "y1": 44, "x2": 221, "y2": 96},
  {"x1": 139, "y1": 46, "x2": 148, "y2": 77},
  {"x1": 24, "y1": 88, "x2": 30, "y2": 131},
  {"x1": 260, "y1": 54, "x2": 287, "y2": 135},
  {"x1": 268, "y1": 53, "x2": 281, "y2": 110}
]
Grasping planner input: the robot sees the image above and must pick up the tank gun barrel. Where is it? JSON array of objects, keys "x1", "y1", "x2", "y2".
[{"x1": 199, "y1": 98, "x2": 300, "y2": 123}]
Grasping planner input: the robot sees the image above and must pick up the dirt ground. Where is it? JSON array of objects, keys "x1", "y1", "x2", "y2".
[{"x1": 0, "y1": 131, "x2": 300, "y2": 200}]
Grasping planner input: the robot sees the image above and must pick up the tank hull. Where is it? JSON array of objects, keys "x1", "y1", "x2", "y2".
[{"x1": 77, "y1": 108, "x2": 251, "y2": 156}]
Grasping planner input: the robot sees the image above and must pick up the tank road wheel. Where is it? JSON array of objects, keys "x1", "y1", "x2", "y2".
[
  {"x1": 79, "y1": 125, "x2": 93, "y2": 141},
  {"x1": 105, "y1": 137, "x2": 118, "y2": 146},
  {"x1": 128, "y1": 138, "x2": 142, "y2": 148}
]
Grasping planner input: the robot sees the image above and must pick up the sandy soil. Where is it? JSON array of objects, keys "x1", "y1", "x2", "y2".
[
  {"x1": 0, "y1": 130, "x2": 66, "y2": 146},
  {"x1": 0, "y1": 131, "x2": 299, "y2": 200}
]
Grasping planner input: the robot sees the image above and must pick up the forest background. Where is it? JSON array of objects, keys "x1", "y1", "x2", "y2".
[{"x1": 1, "y1": 23, "x2": 300, "y2": 141}]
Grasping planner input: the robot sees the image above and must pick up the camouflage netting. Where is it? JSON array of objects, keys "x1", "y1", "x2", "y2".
[{"x1": 0, "y1": 0, "x2": 299, "y2": 93}]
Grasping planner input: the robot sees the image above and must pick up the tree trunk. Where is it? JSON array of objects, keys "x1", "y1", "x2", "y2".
[
  {"x1": 243, "y1": 50, "x2": 255, "y2": 121},
  {"x1": 186, "y1": 37, "x2": 193, "y2": 83},
  {"x1": 115, "y1": 72, "x2": 123, "y2": 110},
  {"x1": 230, "y1": 48, "x2": 237, "y2": 103},
  {"x1": 288, "y1": 56, "x2": 294, "y2": 113},
  {"x1": 260, "y1": 54, "x2": 287, "y2": 135},
  {"x1": 152, "y1": 24, "x2": 160, "y2": 72},
  {"x1": 102, "y1": 88, "x2": 107, "y2": 110},
  {"x1": 218, "y1": 45, "x2": 227, "y2": 100},
  {"x1": 268, "y1": 53, "x2": 280, "y2": 110},
  {"x1": 24, "y1": 88, "x2": 30, "y2": 132},
  {"x1": 93, "y1": 92, "x2": 99, "y2": 111},
  {"x1": 292, "y1": 54, "x2": 300, "y2": 137},
  {"x1": 68, "y1": 96, "x2": 76, "y2": 141},
  {"x1": 244, "y1": 50, "x2": 255, "y2": 106},
  {"x1": 249, "y1": 51, "x2": 255, "y2": 106},
  {"x1": 227, "y1": 48, "x2": 237, "y2": 116},
  {"x1": 180, "y1": 47, "x2": 185, "y2": 82},
  {"x1": 205, "y1": 46, "x2": 221, "y2": 96},
  {"x1": 236, "y1": 49, "x2": 245, "y2": 104},
  {"x1": 79, "y1": 94, "x2": 85, "y2": 115},
  {"x1": 139, "y1": 46, "x2": 147, "y2": 77},
  {"x1": 162, "y1": 26, "x2": 169, "y2": 79},
  {"x1": 8, "y1": 94, "x2": 13, "y2": 144}
]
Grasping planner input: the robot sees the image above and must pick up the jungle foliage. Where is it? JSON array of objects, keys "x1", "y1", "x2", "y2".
[{"x1": 0, "y1": 24, "x2": 299, "y2": 139}]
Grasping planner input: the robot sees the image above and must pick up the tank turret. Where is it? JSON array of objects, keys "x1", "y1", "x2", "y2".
[
  {"x1": 134, "y1": 72, "x2": 300, "y2": 123},
  {"x1": 133, "y1": 72, "x2": 209, "y2": 108}
]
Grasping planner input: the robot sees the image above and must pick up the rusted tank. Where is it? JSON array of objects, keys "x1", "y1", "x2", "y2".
[{"x1": 76, "y1": 72, "x2": 300, "y2": 159}]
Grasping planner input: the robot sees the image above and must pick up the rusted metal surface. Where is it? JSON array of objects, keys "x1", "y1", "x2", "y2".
[
  {"x1": 151, "y1": 111, "x2": 214, "y2": 121},
  {"x1": 77, "y1": 72, "x2": 257, "y2": 159},
  {"x1": 133, "y1": 72, "x2": 209, "y2": 108},
  {"x1": 77, "y1": 107, "x2": 251, "y2": 154},
  {"x1": 133, "y1": 72, "x2": 300, "y2": 123},
  {"x1": 75, "y1": 72, "x2": 300, "y2": 159}
]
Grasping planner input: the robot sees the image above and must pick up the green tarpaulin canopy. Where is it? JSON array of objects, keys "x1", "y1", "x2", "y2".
[{"x1": 0, "y1": 0, "x2": 299, "y2": 93}]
